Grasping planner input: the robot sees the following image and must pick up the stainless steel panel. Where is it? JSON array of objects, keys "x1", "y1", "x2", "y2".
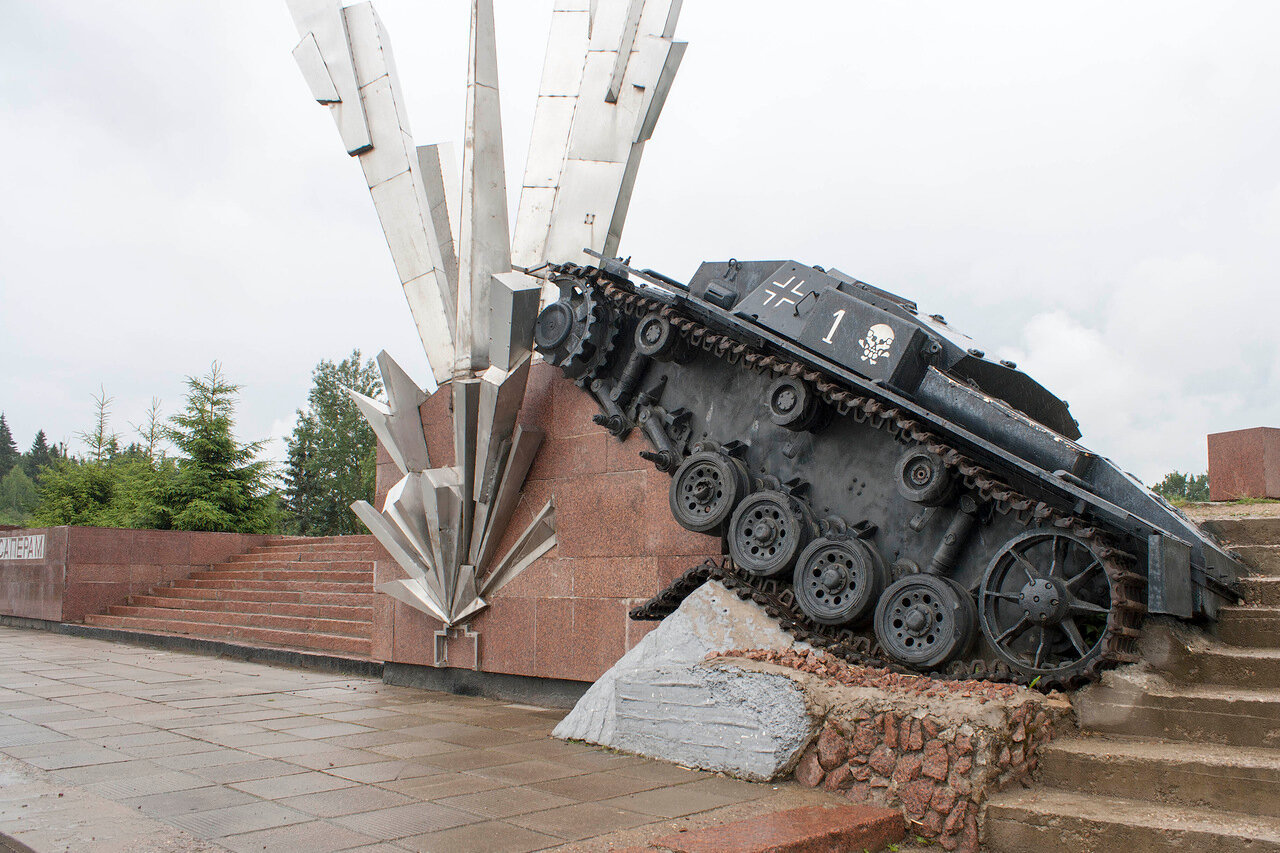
[
  {"x1": 488, "y1": 271, "x2": 543, "y2": 371},
  {"x1": 472, "y1": 425, "x2": 544, "y2": 569},
  {"x1": 292, "y1": 34, "x2": 340, "y2": 103},
  {"x1": 522, "y1": 96, "x2": 576, "y2": 188},
  {"x1": 538, "y1": 12, "x2": 589, "y2": 96},
  {"x1": 417, "y1": 144, "x2": 460, "y2": 303},
  {"x1": 285, "y1": 0, "x2": 372, "y2": 154},
  {"x1": 605, "y1": 0, "x2": 645, "y2": 103}
]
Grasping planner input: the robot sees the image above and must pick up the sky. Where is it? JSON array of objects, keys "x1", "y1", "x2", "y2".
[{"x1": 1, "y1": 1, "x2": 1278, "y2": 485}]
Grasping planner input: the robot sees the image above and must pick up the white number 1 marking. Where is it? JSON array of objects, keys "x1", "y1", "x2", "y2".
[{"x1": 822, "y1": 309, "x2": 847, "y2": 344}]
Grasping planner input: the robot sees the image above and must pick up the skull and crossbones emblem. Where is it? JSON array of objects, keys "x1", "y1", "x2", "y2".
[{"x1": 859, "y1": 323, "x2": 895, "y2": 365}]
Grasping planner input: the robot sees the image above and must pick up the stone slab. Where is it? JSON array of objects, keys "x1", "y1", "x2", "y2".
[{"x1": 652, "y1": 803, "x2": 904, "y2": 853}]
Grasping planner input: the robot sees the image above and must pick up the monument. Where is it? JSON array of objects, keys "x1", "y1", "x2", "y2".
[{"x1": 281, "y1": 5, "x2": 1266, "y2": 850}]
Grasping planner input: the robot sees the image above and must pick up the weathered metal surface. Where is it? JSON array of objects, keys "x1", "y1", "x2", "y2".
[{"x1": 536, "y1": 258, "x2": 1247, "y2": 688}]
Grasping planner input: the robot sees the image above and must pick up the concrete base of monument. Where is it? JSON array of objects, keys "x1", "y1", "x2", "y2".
[
  {"x1": 553, "y1": 580, "x2": 818, "y2": 781},
  {"x1": 556, "y1": 579, "x2": 1072, "y2": 853}
]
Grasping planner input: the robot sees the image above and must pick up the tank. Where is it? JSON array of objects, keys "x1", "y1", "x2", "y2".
[{"x1": 532, "y1": 253, "x2": 1247, "y2": 688}]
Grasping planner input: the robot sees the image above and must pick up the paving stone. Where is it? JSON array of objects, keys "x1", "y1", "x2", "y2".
[
  {"x1": 325, "y1": 759, "x2": 443, "y2": 784},
  {"x1": 467, "y1": 759, "x2": 588, "y2": 786},
  {"x1": 168, "y1": 800, "x2": 313, "y2": 838},
  {"x1": 129, "y1": 785, "x2": 260, "y2": 817},
  {"x1": 85, "y1": 770, "x2": 209, "y2": 799},
  {"x1": 507, "y1": 801, "x2": 656, "y2": 840},
  {"x1": 599, "y1": 785, "x2": 739, "y2": 818},
  {"x1": 189, "y1": 759, "x2": 305, "y2": 784},
  {"x1": 528, "y1": 770, "x2": 665, "y2": 802},
  {"x1": 218, "y1": 818, "x2": 376, "y2": 853},
  {"x1": 230, "y1": 770, "x2": 356, "y2": 799},
  {"x1": 153, "y1": 748, "x2": 253, "y2": 771},
  {"x1": 278, "y1": 784, "x2": 415, "y2": 818},
  {"x1": 381, "y1": 773, "x2": 505, "y2": 800},
  {"x1": 421, "y1": 748, "x2": 526, "y2": 772},
  {"x1": 400, "y1": 819, "x2": 561, "y2": 853},
  {"x1": 438, "y1": 785, "x2": 577, "y2": 818},
  {"x1": 332, "y1": 802, "x2": 479, "y2": 839},
  {"x1": 369, "y1": 738, "x2": 464, "y2": 759},
  {"x1": 50, "y1": 758, "x2": 170, "y2": 786}
]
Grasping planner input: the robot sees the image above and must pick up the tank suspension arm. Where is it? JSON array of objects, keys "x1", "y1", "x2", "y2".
[
  {"x1": 928, "y1": 494, "x2": 980, "y2": 575},
  {"x1": 590, "y1": 379, "x2": 631, "y2": 437},
  {"x1": 611, "y1": 349, "x2": 652, "y2": 407}
]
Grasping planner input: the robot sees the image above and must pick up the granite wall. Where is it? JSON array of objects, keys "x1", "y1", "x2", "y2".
[
  {"x1": 373, "y1": 361, "x2": 722, "y2": 684},
  {"x1": 0, "y1": 527, "x2": 271, "y2": 623}
]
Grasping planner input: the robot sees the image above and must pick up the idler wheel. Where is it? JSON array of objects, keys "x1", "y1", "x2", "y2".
[
  {"x1": 793, "y1": 537, "x2": 886, "y2": 626},
  {"x1": 728, "y1": 490, "x2": 815, "y2": 577},
  {"x1": 669, "y1": 452, "x2": 750, "y2": 533},
  {"x1": 978, "y1": 529, "x2": 1116, "y2": 680},
  {"x1": 766, "y1": 377, "x2": 821, "y2": 432},
  {"x1": 634, "y1": 313, "x2": 679, "y2": 361},
  {"x1": 894, "y1": 447, "x2": 955, "y2": 506},
  {"x1": 874, "y1": 574, "x2": 977, "y2": 669},
  {"x1": 532, "y1": 289, "x2": 614, "y2": 380},
  {"x1": 533, "y1": 301, "x2": 573, "y2": 350}
]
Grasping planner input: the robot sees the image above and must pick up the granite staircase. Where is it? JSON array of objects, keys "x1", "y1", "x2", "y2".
[
  {"x1": 985, "y1": 515, "x2": 1280, "y2": 852},
  {"x1": 84, "y1": 535, "x2": 376, "y2": 658}
]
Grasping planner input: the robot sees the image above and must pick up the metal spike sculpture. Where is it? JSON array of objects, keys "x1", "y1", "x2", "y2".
[{"x1": 285, "y1": 0, "x2": 686, "y2": 625}]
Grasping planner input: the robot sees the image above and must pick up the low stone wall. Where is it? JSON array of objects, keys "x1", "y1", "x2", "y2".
[
  {"x1": 723, "y1": 650, "x2": 1065, "y2": 853},
  {"x1": 0, "y1": 526, "x2": 271, "y2": 623}
]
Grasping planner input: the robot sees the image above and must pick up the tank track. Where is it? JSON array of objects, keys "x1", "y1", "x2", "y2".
[{"x1": 591, "y1": 272, "x2": 1146, "y2": 690}]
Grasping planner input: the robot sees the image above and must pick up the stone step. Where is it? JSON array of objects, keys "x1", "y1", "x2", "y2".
[
  {"x1": 985, "y1": 789, "x2": 1280, "y2": 852},
  {"x1": 145, "y1": 585, "x2": 372, "y2": 607},
  {"x1": 83, "y1": 613, "x2": 372, "y2": 656},
  {"x1": 227, "y1": 552, "x2": 375, "y2": 565},
  {"x1": 1039, "y1": 736, "x2": 1280, "y2": 818},
  {"x1": 1077, "y1": 682, "x2": 1280, "y2": 749},
  {"x1": 217, "y1": 559, "x2": 374, "y2": 571},
  {"x1": 266, "y1": 535, "x2": 375, "y2": 547},
  {"x1": 171, "y1": 578, "x2": 371, "y2": 594},
  {"x1": 1219, "y1": 606, "x2": 1280, "y2": 648},
  {"x1": 647, "y1": 804, "x2": 906, "y2": 853},
  {"x1": 188, "y1": 569, "x2": 372, "y2": 584},
  {"x1": 127, "y1": 594, "x2": 371, "y2": 622},
  {"x1": 1179, "y1": 645, "x2": 1280, "y2": 690},
  {"x1": 1202, "y1": 518, "x2": 1280, "y2": 547},
  {"x1": 1244, "y1": 577, "x2": 1280, "y2": 606},
  {"x1": 1236, "y1": 546, "x2": 1280, "y2": 574},
  {"x1": 103, "y1": 604, "x2": 369, "y2": 638}
]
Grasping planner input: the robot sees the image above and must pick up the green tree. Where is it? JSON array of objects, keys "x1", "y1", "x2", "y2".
[
  {"x1": 1153, "y1": 471, "x2": 1210, "y2": 504},
  {"x1": 0, "y1": 467, "x2": 38, "y2": 526},
  {"x1": 0, "y1": 414, "x2": 18, "y2": 478},
  {"x1": 76, "y1": 389, "x2": 119, "y2": 464},
  {"x1": 284, "y1": 350, "x2": 382, "y2": 535},
  {"x1": 156, "y1": 363, "x2": 279, "y2": 533},
  {"x1": 32, "y1": 394, "x2": 169, "y2": 529},
  {"x1": 33, "y1": 455, "x2": 169, "y2": 529},
  {"x1": 23, "y1": 430, "x2": 55, "y2": 484}
]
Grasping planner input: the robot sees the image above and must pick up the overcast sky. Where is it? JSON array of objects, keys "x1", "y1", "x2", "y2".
[{"x1": 2, "y1": 1, "x2": 1278, "y2": 485}]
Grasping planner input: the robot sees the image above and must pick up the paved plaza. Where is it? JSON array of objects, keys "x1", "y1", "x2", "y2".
[{"x1": 0, "y1": 627, "x2": 839, "y2": 852}]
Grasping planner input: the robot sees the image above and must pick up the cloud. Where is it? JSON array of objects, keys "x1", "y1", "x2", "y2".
[{"x1": 1, "y1": 0, "x2": 1277, "y2": 496}]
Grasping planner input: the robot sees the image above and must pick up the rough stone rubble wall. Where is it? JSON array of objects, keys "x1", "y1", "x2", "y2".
[{"x1": 791, "y1": 701, "x2": 1054, "y2": 853}]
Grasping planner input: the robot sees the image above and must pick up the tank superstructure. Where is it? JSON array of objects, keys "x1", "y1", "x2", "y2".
[{"x1": 533, "y1": 254, "x2": 1246, "y2": 687}]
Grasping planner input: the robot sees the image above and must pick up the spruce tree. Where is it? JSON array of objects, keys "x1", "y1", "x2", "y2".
[
  {"x1": 283, "y1": 350, "x2": 382, "y2": 535},
  {"x1": 158, "y1": 363, "x2": 279, "y2": 533},
  {"x1": 0, "y1": 414, "x2": 18, "y2": 478},
  {"x1": 23, "y1": 430, "x2": 54, "y2": 483}
]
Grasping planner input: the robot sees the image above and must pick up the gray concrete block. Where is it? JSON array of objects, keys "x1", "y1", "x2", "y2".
[{"x1": 553, "y1": 580, "x2": 816, "y2": 780}]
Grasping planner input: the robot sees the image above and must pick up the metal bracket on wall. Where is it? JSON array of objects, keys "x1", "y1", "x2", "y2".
[{"x1": 433, "y1": 624, "x2": 481, "y2": 671}]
